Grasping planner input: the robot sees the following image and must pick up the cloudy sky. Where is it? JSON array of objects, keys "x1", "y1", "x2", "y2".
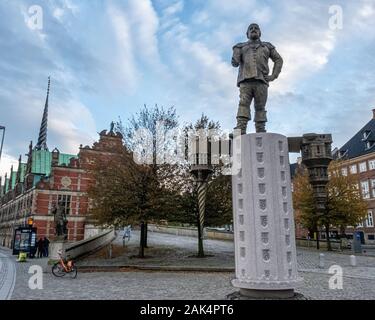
[{"x1": 1, "y1": 0, "x2": 375, "y2": 177}]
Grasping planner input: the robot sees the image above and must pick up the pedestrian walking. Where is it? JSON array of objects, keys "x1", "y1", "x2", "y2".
[{"x1": 123, "y1": 225, "x2": 132, "y2": 242}]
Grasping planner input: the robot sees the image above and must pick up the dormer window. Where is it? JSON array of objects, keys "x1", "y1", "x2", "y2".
[
  {"x1": 366, "y1": 141, "x2": 375, "y2": 150},
  {"x1": 338, "y1": 149, "x2": 348, "y2": 158},
  {"x1": 363, "y1": 130, "x2": 371, "y2": 140}
]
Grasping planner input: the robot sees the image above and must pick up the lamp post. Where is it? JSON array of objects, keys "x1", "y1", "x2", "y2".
[
  {"x1": 189, "y1": 134, "x2": 213, "y2": 257},
  {"x1": 0, "y1": 126, "x2": 5, "y2": 164},
  {"x1": 27, "y1": 217, "x2": 34, "y2": 228}
]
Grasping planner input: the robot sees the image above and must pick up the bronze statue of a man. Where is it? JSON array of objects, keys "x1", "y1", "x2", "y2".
[
  {"x1": 52, "y1": 201, "x2": 67, "y2": 239},
  {"x1": 232, "y1": 23, "x2": 283, "y2": 134}
]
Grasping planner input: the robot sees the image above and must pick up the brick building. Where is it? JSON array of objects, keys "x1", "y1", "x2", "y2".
[
  {"x1": 292, "y1": 109, "x2": 375, "y2": 244},
  {"x1": 0, "y1": 79, "x2": 123, "y2": 248}
]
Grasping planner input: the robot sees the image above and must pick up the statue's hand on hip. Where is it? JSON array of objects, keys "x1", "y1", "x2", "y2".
[{"x1": 265, "y1": 74, "x2": 276, "y2": 82}]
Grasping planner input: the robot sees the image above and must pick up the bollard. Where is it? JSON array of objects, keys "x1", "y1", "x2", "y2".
[
  {"x1": 350, "y1": 255, "x2": 356, "y2": 267},
  {"x1": 108, "y1": 243, "x2": 112, "y2": 259},
  {"x1": 319, "y1": 253, "x2": 325, "y2": 268}
]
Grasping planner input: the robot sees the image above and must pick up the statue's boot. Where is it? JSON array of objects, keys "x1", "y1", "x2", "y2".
[
  {"x1": 254, "y1": 110, "x2": 267, "y2": 133},
  {"x1": 234, "y1": 117, "x2": 248, "y2": 135},
  {"x1": 255, "y1": 122, "x2": 266, "y2": 133}
]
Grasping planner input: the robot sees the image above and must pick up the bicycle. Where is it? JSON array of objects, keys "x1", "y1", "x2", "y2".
[{"x1": 52, "y1": 250, "x2": 77, "y2": 278}]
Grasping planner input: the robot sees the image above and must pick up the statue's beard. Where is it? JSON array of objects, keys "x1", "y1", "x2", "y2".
[{"x1": 250, "y1": 33, "x2": 260, "y2": 41}]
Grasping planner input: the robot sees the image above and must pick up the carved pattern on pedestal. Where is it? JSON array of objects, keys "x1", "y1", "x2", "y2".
[
  {"x1": 283, "y1": 202, "x2": 288, "y2": 213},
  {"x1": 284, "y1": 218, "x2": 289, "y2": 230},
  {"x1": 285, "y1": 235, "x2": 290, "y2": 246},
  {"x1": 280, "y1": 156, "x2": 285, "y2": 166},
  {"x1": 258, "y1": 183, "x2": 266, "y2": 194},
  {"x1": 238, "y1": 184, "x2": 243, "y2": 194},
  {"x1": 261, "y1": 215, "x2": 268, "y2": 227},
  {"x1": 259, "y1": 199, "x2": 267, "y2": 210},
  {"x1": 257, "y1": 168, "x2": 265, "y2": 178},
  {"x1": 282, "y1": 186, "x2": 287, "y2": 198},
  {"x1": 261, "y1": 232, "x2": 269, "y2": 245},
  {"x1": 256, "y1": 152, "x2": 264, "y2": 163},
  {"x1": 281, "y1": 171, "x2": 286, "y2": 181},
  {"x1": 287, "y1": 251, "x2": 292, "y2": 263},
  {"x1": 240, "y1": 231, "x2": 245, "y2": 241},
  {"x1": 240, "y1": 247, "x2": 246, "y2": 258},
  {"x1": 262, "y1": 249, "x2": 270, "y2": 262},
  {"x1": 239, "y1": 215, "x2": 244, "y2": 225}
]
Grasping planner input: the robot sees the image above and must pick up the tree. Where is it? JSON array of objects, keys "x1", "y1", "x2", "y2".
[
  {"x1": 292, "y1": 170, "x2": 317, "y2": 237},
  {"x1": 87, "y1": 146, "x2": 161, "y2": 257},
  {"x1": 325, "y1": 161, "x2": 368, "y2": 238},
  {"x1": 116, "y1": 104, "x2": 179, "y2": 249},
  {"x1": 293, "y1": 160, "x2": 368, "y2": 251}
]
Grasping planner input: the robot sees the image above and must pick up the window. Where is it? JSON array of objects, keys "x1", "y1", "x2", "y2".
[
  {"x1": 363, "y1": 130, "x2": 371, "y2": 139},
  {"x1": 359, "y1": 162, "x2": 367, "y2": 172},
  {"x1": 368, "y1": 235, "x2": 375, "y2": 240},
  {"x1": 366, "y1": 141, "x2": 375, "y2": 150},
  {"x1": 369, "y1": 160, "x2": 375, "y2": 170},
  {"x1": 357, "y1": 221, "x2": 364, "y2": 228},
  {"x1": 361, "y1": 181, "x2": 370, "y2": 199},
  {"x1": 350, "y1": 164, "x2": 357, "y2": 174},
  {"x1": 371, "y1": 180, "x2": 375, "y2": 197},
  {"x1": 341, "y1": 168, "x2": 348, "y2": 176},
  {"x1": 367, "y1": 211, "x2": 374, "y2": 227},
  {"x1": 58, "y1": 195, "x2": 71, "y2": 215}
]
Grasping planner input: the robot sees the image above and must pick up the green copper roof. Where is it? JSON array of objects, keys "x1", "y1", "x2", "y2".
[
  {"x1": 4, "y1": 178, "x2": 9, "y2": 193},
  {"x1": 31, "y1": 150, "x2": 77, "y2": 176},
  {"x1": 11, "y1": 170, "x2": 16, "y2": 189},
  {"x1": 19, "y1": 163, "x2": 27, "y2": 183}
]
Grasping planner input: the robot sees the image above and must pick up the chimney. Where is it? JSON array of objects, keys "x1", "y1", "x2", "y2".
[
  {"x1": 372, "y1": 109, "x2": 375, "y2": 119},
  {"x1": 52, "y1": 147, "x2": 60, "y2": 166}
]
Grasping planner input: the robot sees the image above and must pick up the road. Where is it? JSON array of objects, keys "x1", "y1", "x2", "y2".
[
  {"x1": 0, "y1": 250, "x2": 16, "y2": 299},
  {"x1": 2, "y1": 231, "x2": 375, "y2": 299}
]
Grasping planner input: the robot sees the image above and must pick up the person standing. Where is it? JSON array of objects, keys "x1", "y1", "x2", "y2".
[
  {"x1": 37, "y1": 237, "x2": 44, "y2": 258},
  {"x1": 43, "y1": 237, "x2": 50, "y2": 257}
]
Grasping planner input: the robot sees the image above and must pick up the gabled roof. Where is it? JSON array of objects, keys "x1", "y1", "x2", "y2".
[
  {"x1": 336, "y1": 111, "x2": 375, "y2": 160},
  {"x1": 31, "y1": 149, "x2": 76, "y2": 176}
]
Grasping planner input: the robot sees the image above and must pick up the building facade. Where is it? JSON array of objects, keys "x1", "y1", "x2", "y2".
[
  {"x1": 0, "y1": 79, "x2": 123, "y2": 248},
  {"x1": 292, "y1": 109, "x2": 375, "y2": 244}
]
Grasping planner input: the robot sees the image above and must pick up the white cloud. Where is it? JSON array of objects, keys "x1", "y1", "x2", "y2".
[
  {"x1": 0, "y1": 152, "x2": 19, "y2": 179},
  {"x1": 53, "y1": 7, "x2": 65, "y2": 21},
  {"x1": 126, "y1": 0, "x2": 161, "y2": 67},
  {"x1": 274, "y1": 29, "x2": 336, "y2": 92},
  {"x1": 107, "y1": 0, "x2": 163, "y2": 92},
  {"x1": 49, "y1": 99, "x2": 97, "y2": 154},
  {"x1": 107, "y1": 5, "x2": 139, "y2": 94}
]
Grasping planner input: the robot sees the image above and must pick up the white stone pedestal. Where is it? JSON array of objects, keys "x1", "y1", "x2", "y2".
[
  {"x1": 231, "y1": 133, "x2": 301, "y2": 298},
  {"x1": 49, "y1": 240, "x2": 66, "y2": 260}
]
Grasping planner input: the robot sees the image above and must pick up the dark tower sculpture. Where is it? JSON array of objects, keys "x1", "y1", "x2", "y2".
[
  {"x1": 301, "y1": 134, "x2": 333, "y2": 214},
  {"x1": 35, "y1": 77, "x2": 50, "y2": 151}
]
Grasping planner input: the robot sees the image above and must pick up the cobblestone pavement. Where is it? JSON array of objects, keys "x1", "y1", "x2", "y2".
[
  {"x1": 2, "y1": 231, "x2": 375, "y2": 300},
  {"x1": 0, "y1": 250, "x2": 16, "y2": 299}
]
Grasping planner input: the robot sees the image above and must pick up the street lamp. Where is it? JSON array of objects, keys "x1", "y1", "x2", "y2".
[
  {"x1": 27, "y1": 217, "x2": 34, "y2": 228},
  {"x1": 189, "y1": 134, "x2": 213, "y2": 258},
  {"x1": 0, "y1": 126, "x2": 5, "y2": 164}
]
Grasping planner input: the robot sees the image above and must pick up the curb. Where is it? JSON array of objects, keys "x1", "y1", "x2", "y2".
[{"x1": 76, "y1": 265, "x2": 235, "y2": 273}]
